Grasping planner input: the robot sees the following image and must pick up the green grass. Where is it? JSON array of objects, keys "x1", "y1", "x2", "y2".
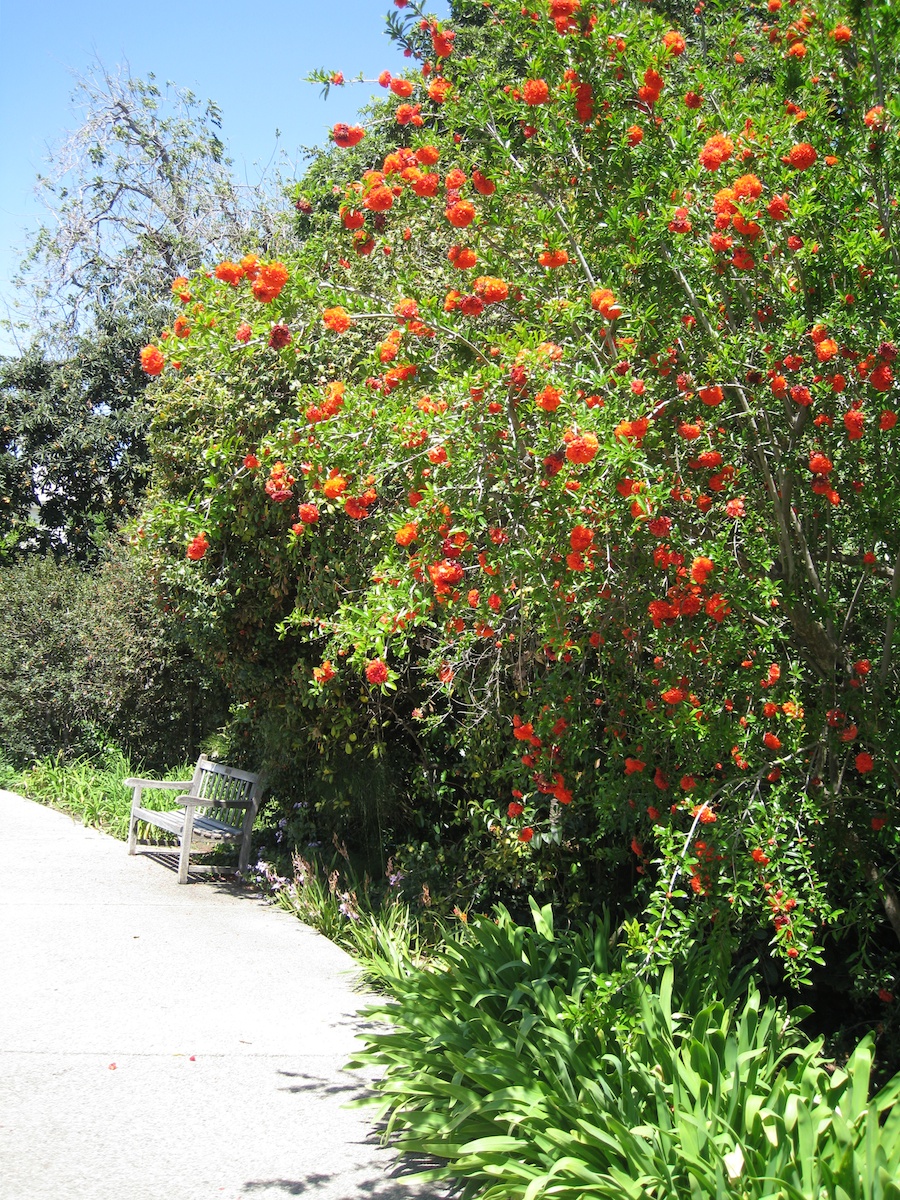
[
  {"x1": 18, "y1": 746, "x2": 193, "y2": 841},
  {"x1": 0, "y1": 752, "x2": 24, "y2": 791}
]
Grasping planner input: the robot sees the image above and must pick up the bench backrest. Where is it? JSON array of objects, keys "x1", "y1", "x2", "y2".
[{"x1": 189, "y1": 755, "x2": 265, "y2": 823}]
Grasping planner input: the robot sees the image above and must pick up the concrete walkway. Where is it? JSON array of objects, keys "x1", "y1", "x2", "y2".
[{"x1": 0, "y1": 790, "x2": 446, "y2": 1200}]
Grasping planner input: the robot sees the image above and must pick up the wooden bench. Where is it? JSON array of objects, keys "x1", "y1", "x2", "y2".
[{"x1": 126, "y1": 756, "x2": 265, "y2": 884}]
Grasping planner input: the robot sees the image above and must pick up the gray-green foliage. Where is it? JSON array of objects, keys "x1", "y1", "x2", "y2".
[
  {"x1": 0, "y1": 547, "x2": 226, "y2": 770},
  {"x1": 11, "y1": 67, "x2": 288, "y2": 344},
  {"x1": 351, "y1": 900, "x2": 900, "y2": 1199}
]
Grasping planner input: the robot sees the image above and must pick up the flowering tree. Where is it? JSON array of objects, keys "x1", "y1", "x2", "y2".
[{"x1": 138, "y1": 0, "x2": 900, "y2": 990}]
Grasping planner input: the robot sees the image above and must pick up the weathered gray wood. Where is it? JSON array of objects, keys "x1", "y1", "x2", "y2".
[{"x1": 126, "y1": 756, "x2": 264, "y2": 883}]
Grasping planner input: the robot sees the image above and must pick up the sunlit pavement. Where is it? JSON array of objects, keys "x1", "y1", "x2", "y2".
[{"x1": 0, "y1": 790, "x2": 444, "y2": 1200}]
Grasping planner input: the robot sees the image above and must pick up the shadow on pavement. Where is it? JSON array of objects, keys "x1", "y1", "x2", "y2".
[{"x1": 277, "y1": 1069, "x2": 364, "y2": 1098}]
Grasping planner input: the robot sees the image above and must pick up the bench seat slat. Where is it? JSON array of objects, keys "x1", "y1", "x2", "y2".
[{"x1": 132, "y1": 807, "x2": 243, "y2": 840}]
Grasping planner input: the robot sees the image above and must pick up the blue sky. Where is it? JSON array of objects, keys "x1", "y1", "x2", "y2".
[{"x1": 0, "y1": 0, "x2": 448, "y2": 352}]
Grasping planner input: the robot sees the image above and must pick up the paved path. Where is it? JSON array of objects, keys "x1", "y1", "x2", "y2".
[{"x1": 0, "y1": 790, "x2": 445, "y2": 1200}]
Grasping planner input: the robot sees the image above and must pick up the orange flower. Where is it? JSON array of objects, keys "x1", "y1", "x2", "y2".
[
  {"x1": 395, "y1": 103, "x2": 422, "y2": 127},
  {"x1": 395, "y1": 522, "x2": 418, "y2": 546},
  {"x1": 787, "y1": 142, "x2": 817, "y2": 170},
  {"x1": 870, "y1": 363, "x2": 893, "y2": 392},
  {"x1": 365, "y1": 659, "x2": 389, "y2": 685},
  {"x1": 140, "y1": 345, "x2": 165, "y2": 375},
  {"x1": 662, "y1": 30, "x2": 686, "y2": 55},
  {"x1": 856, "y1": 751, "x2": 874, "y2": 774},
  {"x1": 725, "y1": 497, "x2": 746, "y2": 518},
  {"x1": 626, "y1": 124, "x2": 644, "y2": 146},
  {"x1": 698, "y1": 385, "x2": 724, "y2": 407},
  {"x1": 522, "y1": 78, "x2": 549, "y2": 105},
  {"x1": 690, "y1": 556, "x2": 714, "y2": 584},
  {"x1": 712, "y1": 188, "x2": 737, "y2": 217},
  {"x1": 265, "y1": 462, "x2": 295, "y2": 503},
  {"x1": 448, "y1": 245, "x2": 477, "y2": 269},
  {"x1": 431, "y1": 24, "x2": 455, "y2": 58},
  {"x1": 473, "y1": 276, "x2": 508, "y2": 303},
  {"x1": 323, "y1": 306, "x2": 352, "y2": 333},
  {"x1": 393, "y1": 298, "x2": 419, "y2": 322},
  {"x1": 808, "y1": 452, "x2": 833, "y2": 475},
  {"x1": 535, "y1": 386, "x2": 562, "y2": 412},
  {"x1": 590, "y1": 288, "x2": 621, "y2": 319},
  {"x1": 831, "y1": 23, "x2": 852, "y2": 42},
  {"x1": 615, "y1": 418, "x2": 649, "y2": 444},
  {"x1": 767, "y1": 193, "x2": 790, "y2": 220},
  {"x1": 186, "y1": 533, "x2": 209, "y2": 561},
  {"x1": 844, "y1": 409, "x2": 865, "y2": 441},
  {"x1": 409, "y1": 172, "x2": 438, "y2": 198},
  {"x1": 215, "y1": 261, "x2": 245, "y2": 286},
  {"x1": 569, "y1": 524, "x2": 593, "y2": 552},
  {"x1": 344, "y1": 496, "x2": 370, "y2": 520},
  {"x1": 251, "y1": 261, "x2": 289, "y2": 303},
  {"x1": 312, "y1": 661, "x2": 335, "y2": 684},
  {"x1": 296, "y1": 503, "x2": 319, "y2": 524},
  {"x1": 428, "y1": 559, "x2": 464, "y2": 591},
  {"x1": 322, "y1": 473, "x2": 348, "y2": 500},
  {"x1": 763, "y1": 731, "x2": 782, "y2": 750},
  {"x1": 390, "y1": 77, "x2": 414, "y2": 98},
  {"x1": 538, "y1": 248, "x2": 569, "y2": 268},
  {"x1": 565, "y1": 432, "x2": 598, "y2": 464},
  {"x1": 340, "y1": 207, "x2": 365, "y2": 230},
  {"x1": 428, "y1": 78, "x2": 453, "y2": 104},
  {"x1": 364, "y1": 185, "x2": 394, "y2": 212},
  {"x1": 332, "y1": 123, "x2": 365, "y2": 148},
  {"x1": 732, "y1": 174, "x2": 762, "y2": 201},
  {"x1": 698, "y1": 134, "x2": 734, "y2": 171},
  {"x1": 445, "y1": 200, "x2": 476, "y2": 228},
  {"x1": 471, "y1": 169, "x2": 495, "y2": 196}
]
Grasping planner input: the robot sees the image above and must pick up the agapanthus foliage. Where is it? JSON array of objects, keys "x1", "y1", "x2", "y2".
[{"x1": 138, "y1": 0, "x2": 900, "y2": 994}]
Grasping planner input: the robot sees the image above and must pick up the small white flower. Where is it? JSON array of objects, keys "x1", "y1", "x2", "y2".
[{"x1": 723, "y1": 1146, "x2": 744, "y2": 1182}]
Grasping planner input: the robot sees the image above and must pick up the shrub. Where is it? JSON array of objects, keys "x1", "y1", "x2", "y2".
[
  {"x1": 0, "y1": 546, "x2": 227, "y2": 770},
  {"x1": 137, "y1": 0, "x2": 900, "y2": 997}
]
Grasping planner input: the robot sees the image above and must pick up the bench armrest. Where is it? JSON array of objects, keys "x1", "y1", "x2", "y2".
[
  {"x1": 173, "y1": 794, "x2": 254, "y2": 809},
  {"x1": 124, "y1": 778, "x2": 193, "y2": 790}
]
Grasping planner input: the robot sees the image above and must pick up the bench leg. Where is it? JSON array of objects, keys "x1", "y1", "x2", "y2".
[
  {"x1": 127, "y1": 791, "x2": 140, "y2": 855},
  {"x1": 177, "y1": 809, "x2": 195, "y2": 884},
  {"x1": 238, "y1": 810, "x2": 255, "y2": 875}
]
